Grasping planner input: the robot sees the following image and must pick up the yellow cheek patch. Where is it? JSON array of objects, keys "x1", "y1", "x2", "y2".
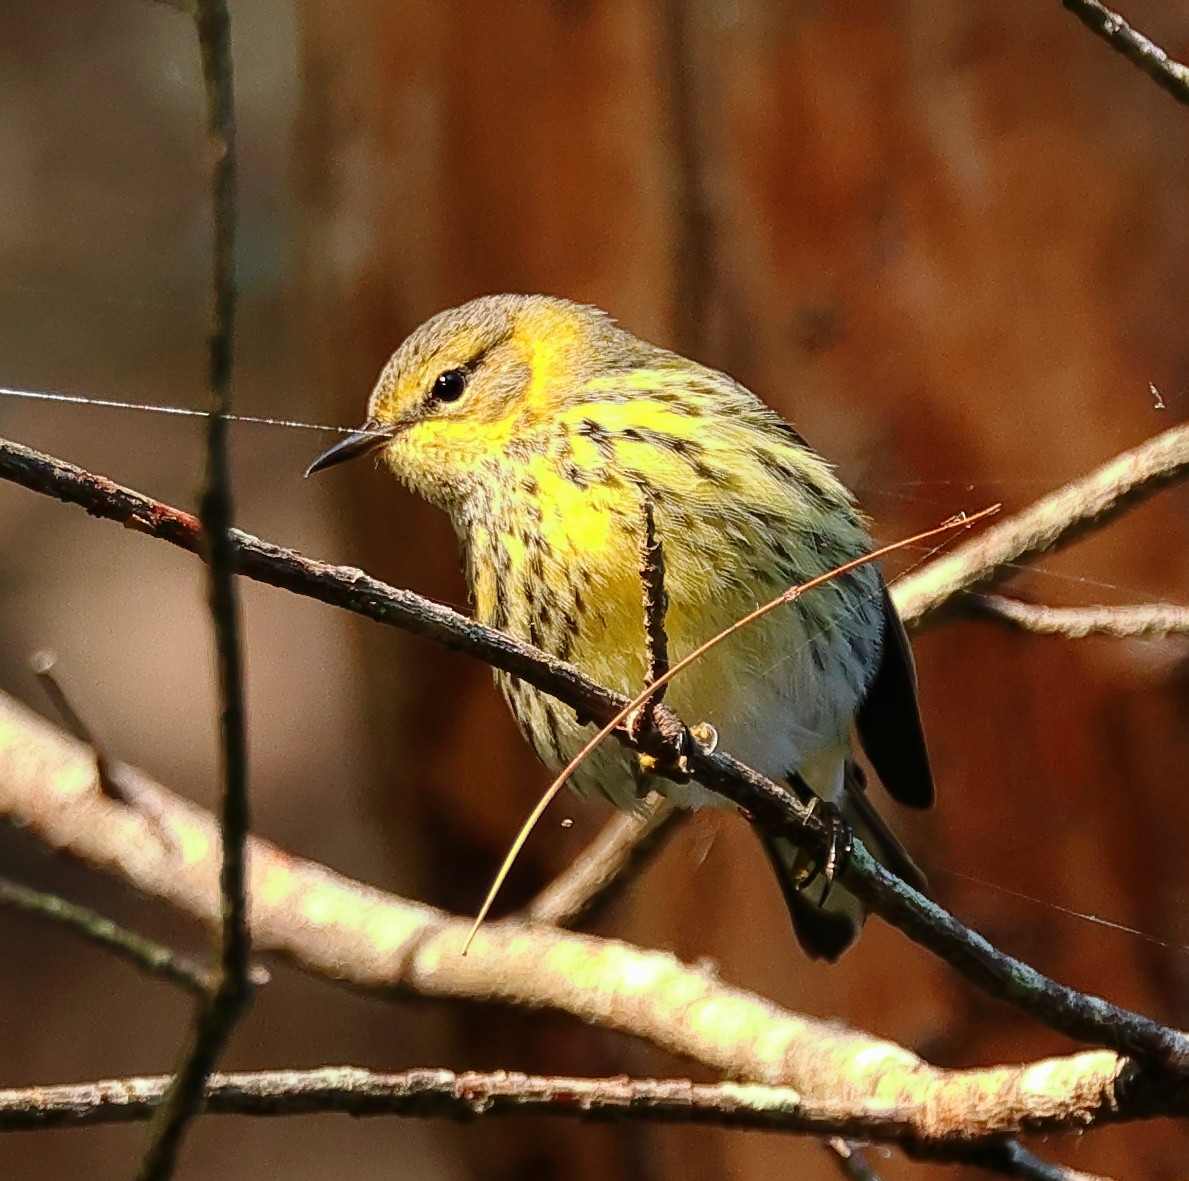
[{"x1": 523, "y1": 311, "x2": 586, "y2": 411}]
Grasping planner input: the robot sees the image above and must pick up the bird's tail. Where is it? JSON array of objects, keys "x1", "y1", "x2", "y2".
[{"x1": 757, "y1": 763, "x2": 927, "y2": 961}]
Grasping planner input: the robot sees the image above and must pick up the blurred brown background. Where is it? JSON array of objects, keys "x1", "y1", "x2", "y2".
[{"x1": 1, "y1": 1, "x2": 1187, "y2": 1178}]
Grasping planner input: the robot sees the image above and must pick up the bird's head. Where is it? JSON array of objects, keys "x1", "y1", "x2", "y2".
[{"x1": 305, "y1": 293, "x2": 638, "y2": 510}]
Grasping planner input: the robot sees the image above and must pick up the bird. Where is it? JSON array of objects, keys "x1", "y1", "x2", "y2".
[{"x1": 306, "y1": 293, "x2": 933, "y2": 960}]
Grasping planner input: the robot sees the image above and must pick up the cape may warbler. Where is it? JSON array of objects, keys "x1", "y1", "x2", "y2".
[{"x1": 308, "y1": 294, "x2": 932, "y2": 959}]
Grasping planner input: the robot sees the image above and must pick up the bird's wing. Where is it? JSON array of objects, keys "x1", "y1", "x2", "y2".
[{"x1": 855, "y1": 578, "x2": 935, "y2": 808}]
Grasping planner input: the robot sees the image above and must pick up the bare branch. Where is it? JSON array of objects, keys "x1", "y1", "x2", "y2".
[
  {"x1": 893, "y1": 423, "x2": 1189, "y2": 628},
  {"x1": 0, "y1": 1067, "x2": 923, "y2": 1138},
  {"x1": 137, "y1": 0, "x2": 250, "y2": 1175},
  {"x1": 0, "y1": 1067, "x2": 1118, "y2": 1176},
  {"x1": 0, "y1": 875, "x2": 215, "y2": 997},
  {"x1": 0, "y1": 690, "x2": 1187, "y2": 1147},
  {"x1": 636, "y1": 496, "x2": 671, "y2": 725},
  {"x1": 0, "y1": 439, "x2": 1187, "y2": 1068},
  {"x1": 523, "y1": 504, "x2": 685, "y2": 931},
  {"x1": 641, "y1": 499, "x2": 670, "y2": 689},
  {"x1": 0, "y1": 1054, "x2": 1155, "y2": 1163},
  {"x1": 1063, "y1": 0, "x2": 1189, "y2": 107},
  {"x1": 30, "y1": 652, "x2": 133, "y2": 804},
  {"x1": 522, "y1": 500, "x2": 690, "y2": 933},
  {"x1": 970, "y1": 1138, "x2": 1111, "y2": 1181},
  {"x1": 969, "y1": 596, "x2": 1189, "y2": 639},
  {"x1": 0, "y1": 1069, "x2": 1110, "y2": 1177}
]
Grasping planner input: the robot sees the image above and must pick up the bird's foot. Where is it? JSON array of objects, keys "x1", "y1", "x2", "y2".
[
  {"x1": 794, "y1": 797, "x2": 852, "y2": 905},
  {"x1": 629, "y1": 712, "x2": 717, "y2": 786}
]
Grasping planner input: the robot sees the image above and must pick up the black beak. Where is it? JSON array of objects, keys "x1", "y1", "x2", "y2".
[{"x1": 304, "y1": 425, "x2": 391, "y2": 478}]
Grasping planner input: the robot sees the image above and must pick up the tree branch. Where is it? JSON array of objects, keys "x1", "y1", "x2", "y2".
[
  {"x1": 0, "y1": 1066, "x2": 946, "y2": 1139},
  {"x1": 1063, "y1": 0, "x2": 1189, "y2": 107},
  {"x1": 0, "y1": 875, "x2": 215, "y2": 997},
  {"x1": 0, "y1": 1024, "x2": 1157, "y2": 1168},
  {"x1": 1, "y1": 690, "x2": 1187, "y2": 1153},
  {"x1": 0, "y1": 1068, "x2": 1106, "y2": 1176},
  {"x1": 893, "y1": 422, "x2": 1189, "y2": 628},
  {"x1": 0, "y1": 436, "x2": 1187, "y2": 1068},
  {"x1": 137, "y1": 1, "x2": 250, "y2": 1176},
  {"x1": 969, "y1": 595, "x2": 1189, "y2": 639}
]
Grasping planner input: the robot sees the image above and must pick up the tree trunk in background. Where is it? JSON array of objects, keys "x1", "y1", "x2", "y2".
[{"x1": 295, "y1": 3, "x2": 1189, "y2": 1177}]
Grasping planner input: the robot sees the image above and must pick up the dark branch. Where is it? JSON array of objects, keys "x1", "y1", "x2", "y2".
[
  {"x1": 2, "y1": 432, "x2": 1189, "y2": 1070},
  {"x1": 0, "y1": 875, "x2": 215, "y2": 997},
  {"x1": 1063, "y1": 0, "x2": 1189, "y2": 107},
  {"x1": 639, "y1": 497, "x2": 671, "y2": 709},
  {"x1": 970, "y1": 1138, "x2": 1110, "y2": 1181},
  {"x1": 1, "y1": 438, "x2": 1187, "y2": 1070},
  {"x1": 137, "y1": 1, "x2": 250, "y2": 1176}
]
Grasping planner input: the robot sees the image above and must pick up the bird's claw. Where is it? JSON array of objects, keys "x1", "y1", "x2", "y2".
[{"x1": 797, "y1": 797, "x2": 852, "y2": 905}]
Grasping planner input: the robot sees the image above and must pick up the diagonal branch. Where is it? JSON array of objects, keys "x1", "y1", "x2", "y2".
[
  {"x1": 1063, "y1": 0, "x2": 1189, "y2": 107},
  {"x1": 0, "y1": 875, "x2": 215, "y2": 997},
  {"x1": 893, "y1": 422, "x2": 1189, "y2": 627},
  {"x1": 1, "y1": 689, "x2": 1187, "y2": 1152},
  {"x1": 0, "y1": 436, "x2": 1187, "y2": 1067},
  {"x1": 969, "y1": 595, "x2": 1189, "y2": 639}
]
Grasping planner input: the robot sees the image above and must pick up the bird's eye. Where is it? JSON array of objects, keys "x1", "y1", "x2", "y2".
[{"x1": 431, "y1": 367, "x2": 469, "y2": 403}]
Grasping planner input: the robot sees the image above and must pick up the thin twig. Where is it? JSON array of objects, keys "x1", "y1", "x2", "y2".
[
  {"x1": 0, "y1": 1066, "x2": 1127, "y2": 1168},
  {"x1": 526, "y1": 502, "x2": 683, "y2": 931},
  {"x1": 525, "y1": 794, "x2": 681, "y2": 927},
  {"x1": 0, "y1": 1067, "x2": 894, "y2": 1136},
  {"x1": 2, "y1": 440, "x2": 1188, "y2": 1066},
  {"x1": 634, "y1": 497, "x2": 671, "y2": 731},
  {"x1": 824, "y1": 1138, "x2": 883, "y2": 1181},
  {"x1": 969, "y1": 595, "x2": 1189, "y2": 639},
  {"x1": 1063, "y1": 0, "x2": 1189, "y2": 107},
  {"x1": 30, "y1": 652, "x2": 132, "y2": 804},
  {"x1": 894, "y1": 422, "x2": 1189, "y2": 627},
  {"x1": 0, "y1": 875, "x2": 214, "y2": 997},
  {"x1": 137, "y1": 1, "x2": 250, "y2": 1176},
  {"x1": 966, "y1": 1137, "x2": 1110, "y2": 1181}
]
